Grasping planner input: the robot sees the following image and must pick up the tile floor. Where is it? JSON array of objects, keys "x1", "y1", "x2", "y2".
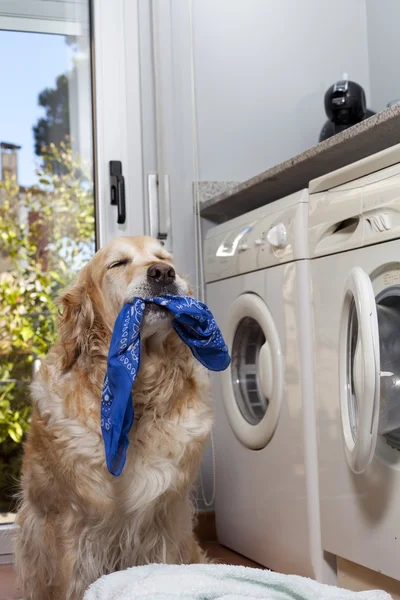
[
  {"x1": 203, "y1": 542, "x2": 260, "y2": 568},
  {"x1": 0, "y1": 544, "x2": 260, "y2": 600},
  {"x1": 0, "y1": 564, "x2": 19, "y2": 600}
]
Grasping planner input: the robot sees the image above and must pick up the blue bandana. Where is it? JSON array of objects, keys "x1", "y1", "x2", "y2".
[{"x1": 101, "y1": 295, "x2": 230, "y2": 476}]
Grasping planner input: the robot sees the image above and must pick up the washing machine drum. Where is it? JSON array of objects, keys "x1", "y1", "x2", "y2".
[
  {"x1": 376, "y1": 295, "x2": 400, "y2": 444},
  {"x1": 222, "y1": 293, "x2": 284, "y2": 450}
]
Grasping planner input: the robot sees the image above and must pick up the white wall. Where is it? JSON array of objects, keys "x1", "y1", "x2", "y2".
[
  {"x1": 163, "y1": 0, "x2": 372, "y2": 510},
  {"x1": 165, "y1": 0, "x2": 373, "y2": 510},
  {"x1": 192, "y1": 0, "x2": 370, "y2": 182},
  {"x1": 366, "y1": 0, "x2": 400, "y2": 112},
  {"x1": 165, "y1": 0, "x2": 400, "y2": 513}
]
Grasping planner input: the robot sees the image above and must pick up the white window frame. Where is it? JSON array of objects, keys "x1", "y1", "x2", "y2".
[
  {"x1": 93, "y1": 0, "x2": 147, "y2": 248},
  {"x1": 0, "y1": 0, "x2": 149, "y2": 560},
  {"x1": 0, "y1": 0, "x2": 85, "y2": 35}
]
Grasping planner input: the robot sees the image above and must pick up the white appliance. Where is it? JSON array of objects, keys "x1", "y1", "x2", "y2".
[
  {"x1": 205, "y1": 190, "x2": 336, "y2": 582},
  {"x1": 310, "y1": 143, "x2": 400, "y2": 582}
]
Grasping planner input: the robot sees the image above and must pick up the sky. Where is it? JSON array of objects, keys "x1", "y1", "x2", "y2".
[{"x1": 0, "y1": 30, "x2": 72, "y2": 187}]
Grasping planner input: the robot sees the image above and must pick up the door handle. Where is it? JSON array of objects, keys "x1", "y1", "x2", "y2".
[
  {"x1": 148, "y1": 173, "x2": 158, "y2": 240},
  {"x1": 109, "y1": 161, "x2": 126, "y2": 224},
  {"x1": 147, "y1": 173, "x2": 171, "y2": 249},
  {"x1": 158, "y1": 173, "x2": 170, "y2": 241}
]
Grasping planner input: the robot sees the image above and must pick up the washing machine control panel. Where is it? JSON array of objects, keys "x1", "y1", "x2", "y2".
[
  {"x1": 204, "y1": 191, "x2": 309, "y2": 281},
  {"x1": 365, "y1": 212, "x2": 392, "y2": 233},
  {"x1": 252, "y1": 203, "x2": 308, "y2": 268},
  {"x1": 237, "y1": 222, "x2": 260, "y2": 274},
  {"x1": 266, "y1": 222, "x2": 288, "y2": 249},
  {"x1": 204, "y1": 223, "x2": 256, "y2": 282},
  {"x1": 252, "y1": 223, "x2": 288, "y2": 250}
]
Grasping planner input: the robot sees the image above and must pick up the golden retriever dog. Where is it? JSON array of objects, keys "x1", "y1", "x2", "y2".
[{"x1": 15, "y1": 236, "x2": 213, "y2": 600}]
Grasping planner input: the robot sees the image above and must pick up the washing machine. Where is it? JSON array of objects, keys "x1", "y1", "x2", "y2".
[
  {"x1": 310, "y1": 143, "x2": 400, "y2": 582},
  {"x1": 204, "y1": 190, "x2": 336, "y2": 582}
]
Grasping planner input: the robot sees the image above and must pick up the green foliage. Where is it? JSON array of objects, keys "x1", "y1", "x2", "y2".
[{"x1": 0, "y1": 140, "x2": 94, "y2": 512}]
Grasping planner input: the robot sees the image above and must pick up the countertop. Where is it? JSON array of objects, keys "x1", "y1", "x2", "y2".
[{"x1": 200, "y1": 105, "x2": 400, "y2": 224}]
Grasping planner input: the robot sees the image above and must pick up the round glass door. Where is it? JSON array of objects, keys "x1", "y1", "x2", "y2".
[
  {"x1": 340, "y1": 267, "x2": 400, "y2": 473},
  {"x1": 231, "y1": 317, "x2": 269, "y2": 425},
  {"x1": 376, "y1": 288, "x2": 400, "y2": 451},
  {"x1": 339, "y1": 267, "x2": 380, "y2": 474},
  {"x1": 222, "y1": 293, "x2": 283, "y2": 450}
]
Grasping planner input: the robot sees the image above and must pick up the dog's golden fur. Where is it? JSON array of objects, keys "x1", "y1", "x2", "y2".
[{"x1": 15, "y1": 236, "x2": 213, "y2": 600}]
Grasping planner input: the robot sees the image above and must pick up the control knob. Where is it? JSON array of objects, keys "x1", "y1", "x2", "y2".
[{"x1": 267, "y1": 222, "x2": 287, "y2": 249}]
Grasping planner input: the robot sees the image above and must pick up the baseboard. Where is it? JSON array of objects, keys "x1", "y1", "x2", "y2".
[
  {"x1": 337, "y1": 557, "x2": 400, "y2": 599},
  {"x1": 195, "y1": 511, "x2": 216, "y2": 543}
]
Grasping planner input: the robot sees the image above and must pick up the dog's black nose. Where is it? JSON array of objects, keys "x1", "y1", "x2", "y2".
[{"x1": 147, "y1": 263, "x2": 176, "y2": 285}]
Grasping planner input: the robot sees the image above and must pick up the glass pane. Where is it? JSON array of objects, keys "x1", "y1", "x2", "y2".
[
  {"x1": 231, "y1": 317, "x2": 268, "y2": 426},
  {"x1": 0, "y1": 3, "x2": 95, "y2": 524},
  {"x1": 347, "y1": 301, "x2": 359, "y2": 442},
  {"x1": 376, "y1": 287, "x2": 400, "y2": 449}
]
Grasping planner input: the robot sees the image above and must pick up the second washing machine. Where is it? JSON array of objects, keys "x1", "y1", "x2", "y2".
[
  {"x1": 205, "y1": 190, "x2": 336, "y2": 582},
  {"x1": 310, "y1": 144, "x2": 400, "y2": 583}
]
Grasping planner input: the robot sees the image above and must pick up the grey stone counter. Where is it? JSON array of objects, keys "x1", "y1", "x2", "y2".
[{"x1": 200, "y1": 105, "x2": 400, "y2": 224}]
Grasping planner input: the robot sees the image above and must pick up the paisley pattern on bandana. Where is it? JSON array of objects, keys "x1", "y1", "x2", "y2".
[{"x1": 101, "y1": 295, "x2": 230, "y2": 476}]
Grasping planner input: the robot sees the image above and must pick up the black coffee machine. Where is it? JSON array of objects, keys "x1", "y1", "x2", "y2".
[{"x1": 319, "y1": 75, "x2": 375, "y2": 142}]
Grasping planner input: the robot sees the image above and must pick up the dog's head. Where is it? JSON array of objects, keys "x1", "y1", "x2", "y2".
[{"x1": 58, "y1": 236, "x2": 189, "y2": 369}]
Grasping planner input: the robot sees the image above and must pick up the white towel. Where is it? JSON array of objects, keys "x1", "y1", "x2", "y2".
[{"x1": 83, "y1": 563, "x2": 392, "y2": 600}]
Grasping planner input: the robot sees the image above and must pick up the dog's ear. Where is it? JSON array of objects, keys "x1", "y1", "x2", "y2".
[{"x1": 58, "y1": 270, "x2": 96, "y2": 370}]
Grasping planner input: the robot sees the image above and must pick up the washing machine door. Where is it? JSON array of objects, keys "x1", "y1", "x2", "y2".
[
  {"x1": 221, "y1": 293, "x2": 283, "y2": 450},
  {"x1": 340, "y1": 266, "x2": 400, "y2": 474},
  {"x1": 339, "y1": 266, "x2": 380, "y2": 474}
]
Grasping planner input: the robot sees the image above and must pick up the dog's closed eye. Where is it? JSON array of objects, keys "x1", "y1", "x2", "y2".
[
  {"x1": 154, "y1": 253, "x2": 171, "y2": 262},
  {"x1": 108, "y1": 258, "x2": 131, "y2": 269}
]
